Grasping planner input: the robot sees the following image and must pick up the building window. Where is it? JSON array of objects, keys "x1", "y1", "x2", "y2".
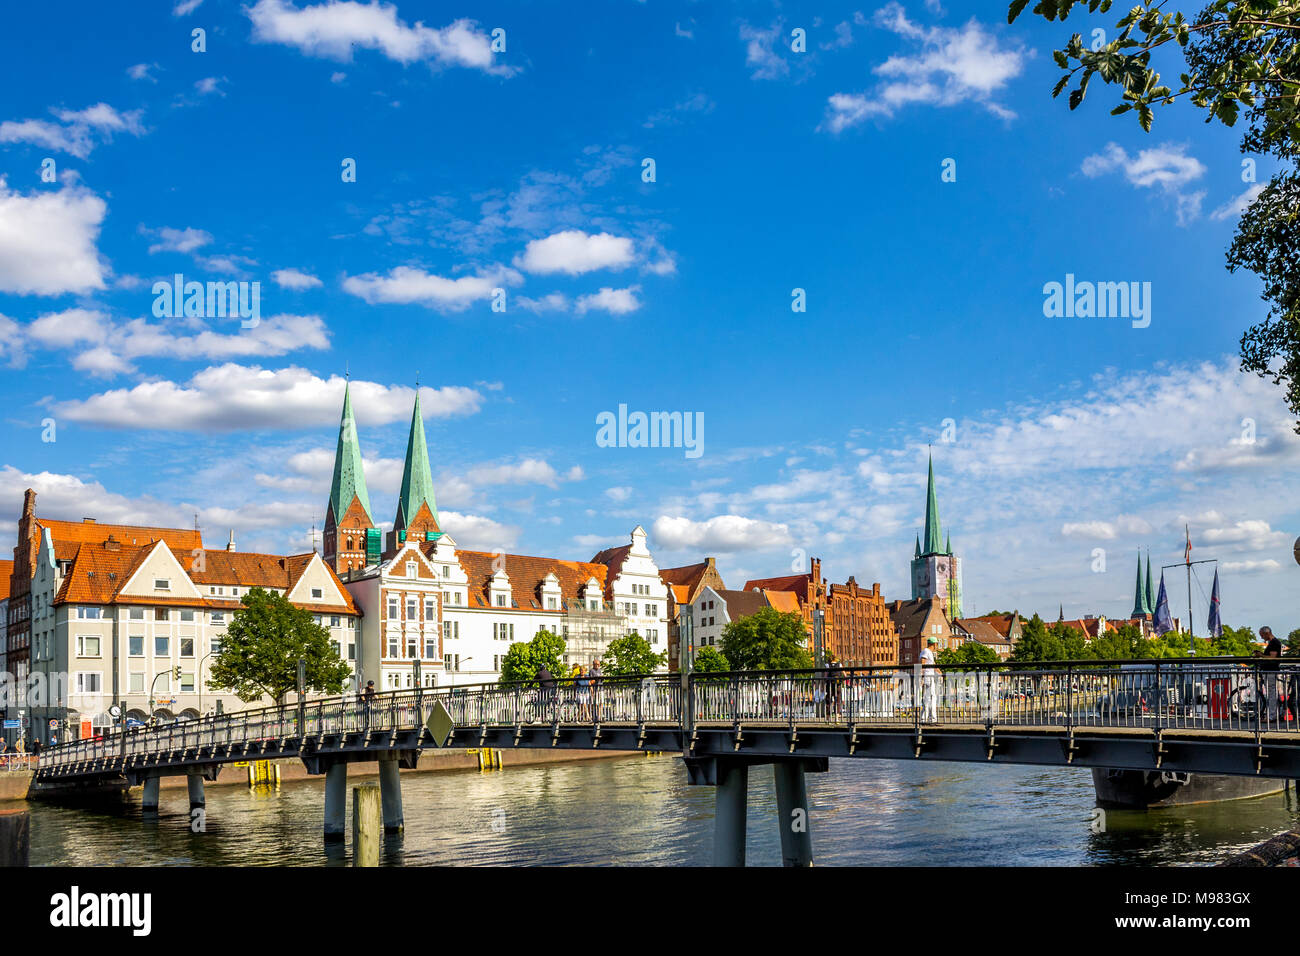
[
  {"x1": 407, "y1": 597, "x2": 417, "y2": 619},
  {"x1": 180, "y1": 637, "x2": 195, "y2": 657},
  {"x1": 443, "y1": 620, "x2": 458, "y2": 641},
  {"x1": 331, "y1": 615, "x2": 341, "y2": 627},
  {"x1": 442, "y1": 565, "x2": 450, "y2": 578},
  {"x1": 547, "y1": 597, "x2": 557, "y2": 610},
  {"x1": 154, "y1": 578, "x2": 170, "y2": 591},
  {"x1": 406, "y1": 562, "x2": 417, "y2": 578},
  {"x1": 180, "y1": 672, "x2": 195, "y2": 693},
  {"x1": 75, "y1": 672, "x2": 102, "y2": 695},
  {"x1": 387, "y1": 596, "x2": 398, "y2": 619},
  {"x1": 155, "y1": 608, "x2": 169, "y2": 622},
  {"x1": 387, "y1": 635, "x2": 399, "y2": 658},
  {"x1": 129, "y1": 608, "x2": 145, "y2": 620},
  {"x1": 424, "y1": 598, "x2": 436, "y2": 621},
  {"x1": 129, "y1": 672, "x2": 145, "y2": 694},
  {"x1": 76, "y1": 635, "x2": 101, "y2": 657},
  {"x1": 210, "y1": 611, "x2": 225, "y2": 625},
  {"x1": 495, "y1": 594, "x2": 506, "y2": 607},
  {"x1": 424, "y1": 634, "x2": 437, "y2": 658},
  {"x1": 155, "y1": 636, "x2": 170, "y2": 656},
  {"x1": 348, "y1": 643, "x2": 355, "y2": 660},
  {"x1": 311, "y1": 587, "x2": 323, "y2": 600},
  {"x1": 128, "y1": 636, "x2": 144, "y2": 656},
  {"x1": 76, "y1": 607, "x2": 103, "y2": 620},
  {"x1": 180, "y1": 609, "x2": 195, "y2": 622}
]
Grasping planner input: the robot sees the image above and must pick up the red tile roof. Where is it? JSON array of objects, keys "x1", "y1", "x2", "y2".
[
  {"x1": 743, "y1": 574, "x2": 811, "y2": 601},
  {"x1": 453, "y1": 549, "x2": 609, "y2": 612},
  {"x1": 35, "y1": 517, "x2": 201, "y2": 552}
]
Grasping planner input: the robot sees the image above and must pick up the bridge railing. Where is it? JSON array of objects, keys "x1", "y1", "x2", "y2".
[{"x1": 35, "y1": 659, "x2": 1300, "y2": 772}]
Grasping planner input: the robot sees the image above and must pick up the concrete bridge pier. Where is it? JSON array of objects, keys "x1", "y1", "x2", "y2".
[
  {"x1": 323, "y1": 762, "x2": 348, "y2": 842},
  {"x1": 141, "y1": 776, "x2": 160, "y2": 814},
  {"x1": 713, "y1": 762, "x2": 749, "y2": 867},
  {"x1": 378, "y1": 755, "x2": 404, "y2": 833},
  {"x1": 773, "y1": 761, "x2": 813, "y2": 867},
  {"x1": 186, "y1": 772, "x2": 206, "y2": 811}
]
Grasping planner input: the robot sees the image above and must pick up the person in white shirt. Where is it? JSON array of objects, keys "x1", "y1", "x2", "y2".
[{"x1": 920, "y1": 638, "x2": 938, "y2": 723}]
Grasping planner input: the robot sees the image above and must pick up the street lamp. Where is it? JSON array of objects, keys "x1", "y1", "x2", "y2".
[
  {"x1": 148, "y1": 667, "x2": 181, "y2": 720},
  {"x1": 197, "y1": 649, "x2": 215, "y2": 715}
]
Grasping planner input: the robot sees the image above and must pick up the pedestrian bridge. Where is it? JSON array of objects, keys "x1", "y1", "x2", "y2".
[{"x1": 32, "y1": 660, "x2": 1300, "y2": 865}]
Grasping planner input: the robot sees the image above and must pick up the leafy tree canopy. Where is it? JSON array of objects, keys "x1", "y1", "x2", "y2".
[
  {"x1": 692, "y1": 645, "x2": 731, "y2": 673},
  {"x1": 603, "y1": 632, "x2": 667, "y2": 677},
  {"x1": 719, "y1": 608, "x2": 815, "y2": 671},
  {"x1": 206, "y1": 586, "x2": 350, "y2": 704},
  {"x1": 499, "y1": 630, "x2": 567, "y2": 685}
]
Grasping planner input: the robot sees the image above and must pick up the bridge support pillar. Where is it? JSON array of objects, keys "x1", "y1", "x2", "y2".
[
  {"x1": 141, "y1": 776, "x2": 160, "y2": 814},
  {"x1": 714, "y1": 762, "x2": 748, "y2": 867},
  {"x1": 773, "y1": 761, "x2": 813, "y2": 867},
  {"x1": 186, "y1": 773, "x2": 206, "y2": 811},
  {"x1": 323, "y1": 762, "x2": 347, "y2": 842},
  {"x1": 378, "y1": 755, "x2": 404, "y2": 833}
]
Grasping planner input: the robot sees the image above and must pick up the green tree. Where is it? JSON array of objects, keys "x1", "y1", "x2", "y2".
[
  {"x1": 1011, "y1": 613, "x2": 1064, "y2": 663},
  {"x1": 692, "y1": 645, "x2": 731, "y2": 673},
  {"x1": 1011, "y1": 1, "x2": 1300, "y2": 426},
  {"x1": 719, "y1": 608, "x2": 815, "y2": 671},
  {"x1": 206, "y1": 586, "x2": 351, "y2": 704},
  {"x1": 499, "y1": 630, "x2": 567, "y2": 684},
  {"x1": 603, "y1": 632, "x2": 667, "y2": 676},
  {"x1": 939, "y1": 641, "x2": 1001, "y2": 665}
]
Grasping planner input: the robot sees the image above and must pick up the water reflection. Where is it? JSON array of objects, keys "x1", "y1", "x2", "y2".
[{"x1": 24, "y1": 755, "x2": 1299, "y2": 866}]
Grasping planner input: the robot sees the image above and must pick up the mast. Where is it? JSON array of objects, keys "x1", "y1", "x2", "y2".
[{"x1": 1185, "y1": 524, "x2": 1193, "y2": 640}]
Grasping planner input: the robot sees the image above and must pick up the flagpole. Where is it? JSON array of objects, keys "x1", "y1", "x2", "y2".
[{"x1": 1186, "y1": 525, "x2": 1193, "y2": 641}]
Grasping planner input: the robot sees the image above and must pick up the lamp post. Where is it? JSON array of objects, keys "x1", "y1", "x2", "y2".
[{"x1": 197, "y1": 649, "x2": 214, "y2": 715}]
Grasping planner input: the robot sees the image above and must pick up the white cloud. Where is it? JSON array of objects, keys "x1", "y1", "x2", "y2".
[
  {"x1": 437, "y1": 511, "x2": 519, "y2": 550},
  {"x1": 126, "y1": 63, "x2": 160, "y2": 82},
  {"x1": 272, "y1": 267, "x2": 323, "y2": 289},
  {"x1": 516, "y1": 292, "x2": 570, "y2": 314},
  {"x1": 0, "y1": 179, "x2": 107, "y2": 295},
  {"x1": 0, "y1": 103, "x2": 145, "y2": 158},
  {"x1": 1211, "y1": 184, "x2": 1265, "y2": 221},
  {"x1": 575, "y1": 285, "x2": 641, "y2": 315},
  {"x1": 1220, "y1": 559, "x2": 1281, "y2": 574},
  {"x1": 1081, "y1": 142, "x2": 1207, "y2": 225},
  {"x1": 652, "y1": 514, "x2": 794, "y2": 552},
  {"x1": 173, "y1": 0, "x2": 204, "y2": 14},
  {"x1": 247, "y1": 0, "x2": 513, "y2": 74},
  {"x1": 514, "y1": 230, "x2": 635, "y2": 276},
  {"x1": 343, "y1": 264, "x2": 520, "y2": 311},
  {"x1": 823, "y1": 4, "x2": 1025, "y2": 131},
  {"x1": 606, "y1": 486, "x2": 633, "y2": 502},
  {"x1": 52, "y1": 364, "x2": 483, "y2": 431},
  {"x1": 739, "y1": 21, "x2": 789, "y2": 81},
  {"x1": 145, "y1": 225, "x2": 213, "y2": 255},
  {"x1": 195, "y1": 77, "x2": 227, "y2": 96},
  {"x1": 465, "y1": 459, "x2": 581, "y2": 488}
]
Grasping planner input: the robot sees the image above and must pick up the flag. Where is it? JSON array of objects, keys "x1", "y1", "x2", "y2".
[
  {"x1": 1208, "y1": 568, "x2": 1222, "y2": 639},
  {"x1": 1153, "y1": 572, "x2": 1174, "y2": 636},
  {"x1": 1184, "y1": 525, "x2": 1192, "y2": 565}
]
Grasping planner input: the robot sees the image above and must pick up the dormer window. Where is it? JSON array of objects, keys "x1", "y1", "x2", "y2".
[{"x1": 495, "y1": 594, "x2": 506, "y2": 607}]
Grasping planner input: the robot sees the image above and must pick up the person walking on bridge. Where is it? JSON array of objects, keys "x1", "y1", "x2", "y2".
[
  {"x1": 1261, "y1": 628, "x2": 1283, "y2": 724},
  {"x1": 920, "y1": 638, "x2": 939, "y2": 723},
  {"x1": 535, "y1": 664, "x2": 557, "y2": 722}
]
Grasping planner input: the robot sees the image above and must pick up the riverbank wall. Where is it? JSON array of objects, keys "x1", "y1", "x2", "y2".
[{"x1": 0, "y1": 748, "x2": 644, "y2": 804}]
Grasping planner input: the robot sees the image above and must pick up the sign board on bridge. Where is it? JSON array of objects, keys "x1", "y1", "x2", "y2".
[{"x1": 425, "y1": 700, "x2": 454, "y2": 748}]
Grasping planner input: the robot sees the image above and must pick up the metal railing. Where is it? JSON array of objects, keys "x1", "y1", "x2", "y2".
[
  {"x1": 36, "y1": 660, "x2": 1300, "y2": 773},
  {"x1": 0, "y1": 753, "x2": 37, "y2": 772}
]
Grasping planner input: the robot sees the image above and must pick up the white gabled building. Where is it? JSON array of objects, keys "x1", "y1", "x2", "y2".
[{"x1": 7, "y1": 495, "x2": 360, "y2": 745}]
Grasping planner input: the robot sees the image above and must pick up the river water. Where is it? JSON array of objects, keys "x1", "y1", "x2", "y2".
[{"x1": 25, "y1": 756, "x2": 1300, "y2": 866}]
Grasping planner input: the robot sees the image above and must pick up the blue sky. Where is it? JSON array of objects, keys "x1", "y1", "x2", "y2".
[{"x1": 0, "y1": 0, "x2": 1293, "y2": 632}]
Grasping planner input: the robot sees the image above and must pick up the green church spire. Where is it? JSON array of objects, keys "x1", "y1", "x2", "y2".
[
  {"x1": 914, "y1": 534, "x2": 921, "y2": 558},
  {"x1": 1144, "y1": 553, "x2": 1155, "y2": 613},
  {"x1": 922, "y1": 452, "x2": 943, "y2": 555},
  {"x1": 945, "y1": 532, "x2": 952, "y2": 555},
  {"x1": 1131, "y1": 552, "x2": 1150, "y2": 617},
  {"x1": 328, "y1": 381, "x2": 373, "y2": 525},
  {"x1": 395, "y1": 389, "x2": 438, "y2": 531}
]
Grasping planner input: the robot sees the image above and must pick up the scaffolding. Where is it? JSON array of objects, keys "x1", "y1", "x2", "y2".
[{"x1": 558, "y1": 599, "x2": 628, "y2": 668}]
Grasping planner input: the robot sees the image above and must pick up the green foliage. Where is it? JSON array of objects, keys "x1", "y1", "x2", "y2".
[
  {"x1": 603, "y1": 632, "x2": 667, "y2": 676},
  {"x1": 937, "y1": 641, "x2": 1001, "y2": 665},
  {"x1": 719, "y1": 608, "x2": 815, "y2": 671},
  {"x1": 1012, "y1": 0, "x2": 1300, "y2": 427},
  {"x1": 692, "y1": 645, "x2": 731, "y2": 673},
  {"x1": 206, "y1": 586, "x2": 351, "y2": 704},
  {"x1": 1011, "y1": 614, "x2": 1063, "y2": 662},
  {"x1": 499, "y1": 630, "x2": 567, "y2": 684}
]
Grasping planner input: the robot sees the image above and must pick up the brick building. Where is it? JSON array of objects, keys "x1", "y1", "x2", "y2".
[{"x1": 827, "y1": 576, "x2": 897, "y2": 667}]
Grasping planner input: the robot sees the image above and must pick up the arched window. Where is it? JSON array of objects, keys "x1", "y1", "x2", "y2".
[{"x1": 347, "y1": 536, "x2": 354, "y2": 551}]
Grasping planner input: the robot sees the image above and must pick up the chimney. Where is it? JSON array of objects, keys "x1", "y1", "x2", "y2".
[
  {"x1": 104, "y1": 534, "x2": 121, "y2": 552},
  {"x1": 226, "y1": 529, "x2": 236, "y2": 552},
  {"x1": 83, "y1": 517, "x2": 96, "y2": 523}
]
